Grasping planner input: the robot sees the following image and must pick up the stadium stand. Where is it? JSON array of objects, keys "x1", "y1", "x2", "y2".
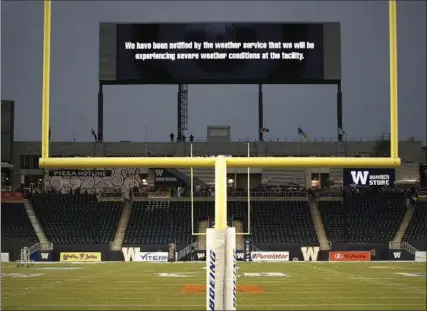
[
  {"x1": 318, "y1": 200, "x2": 346, "y2": 243},
  {"x1": 403, "y1": 201, "x2": 427, "y2": 250},
  {"x1": 124, "y1": 201, "x2": 192, "y2": 244},
  {"x1": 30, "y1": 193, "x2": 122, "y2": 244},
  {"x1": 4, "y1": 187, "x2": 425, "y2": 251},
  {"x1": 1, "y1": 203, "x2": 38, "y2": 242},
  {"x1": 320, "y1": 191, "x2": 407, "y2": 243},
  {"x1": 123, "y1": 199, "x2": 317, "y2": 246},
  {"x1": 250, "y1": 201, "x2": 318, "y2": 245}
]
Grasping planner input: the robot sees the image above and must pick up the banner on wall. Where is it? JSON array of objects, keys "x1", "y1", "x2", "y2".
[
  {"x1": 48, "y1": 170, "x2": 112, "y2": 177},
  {"x1": 1, "y1": 192, "x2": 24, "y2": 201},
  {"x1": 343, "y1": 168, "x2": 395, "y2": 187},
  {"x1": 329, "y1": 251, "x2": 370, "y2": 262},
  {"x1": 1, "y1": 253, "x2": 10, "y2": 262},
  {"x1": 60, "y1": 252, "x2": 101, "y2": 262},
  {"x1": 415, "y1": 251, "x2": 426, "y2": 262}
]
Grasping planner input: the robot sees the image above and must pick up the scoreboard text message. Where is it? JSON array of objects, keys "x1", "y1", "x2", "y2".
[{"x1": 99, "y1": 22, "x2": 341, "y2": 84}]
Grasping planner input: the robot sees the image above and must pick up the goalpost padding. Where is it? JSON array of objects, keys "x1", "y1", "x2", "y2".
[
  {"x1": 206, "y1": 227, "x2": 237, "y2": 311},
  {"x1": 206, "y1": 228, "x2": 226, "y2": 310},
  {"x1": 225, "y1": 227, "x2": 237, "y2": 310}
]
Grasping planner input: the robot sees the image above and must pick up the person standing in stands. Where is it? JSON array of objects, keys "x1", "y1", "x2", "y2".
[
  {"x1": 190, "y1": 134, "x2": 194, "y2": 142},
  {"x1": 170, "y1": 133, "x2": 174, "y2": 142}
]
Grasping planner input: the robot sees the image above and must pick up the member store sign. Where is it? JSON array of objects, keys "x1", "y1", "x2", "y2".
[{"x1": 343, "y1": 168, "x2": 395, "y2": 187}]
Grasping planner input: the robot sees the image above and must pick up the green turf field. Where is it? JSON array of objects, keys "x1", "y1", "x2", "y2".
[{"x1": 1, "y1": 261, "x2": 426, "y2": 310}]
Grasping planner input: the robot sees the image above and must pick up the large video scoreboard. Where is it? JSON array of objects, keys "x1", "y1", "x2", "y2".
[{"x1": 99, "y1": 22, "x2": 341, "y2": 84}]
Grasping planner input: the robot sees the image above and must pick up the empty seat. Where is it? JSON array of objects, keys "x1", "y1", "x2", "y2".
[
  {"x1": 124, "y1": 201, "x2": 191, "y2": 244},
  {"x1": 124, "y1": 200, "x2": 317, "y2": 246},
  {"x1": 30, "y1": 193, "x2": 122, "y2": 244},
  {"x1": 403, "y1": 201, "x2": 427, "y2": 245},
  {"x1": 319, "y1": 192, "x2": 406, "y2": 243},
  {"x1": 1, "y1": 203, "x2": 38, "y2": 242}
]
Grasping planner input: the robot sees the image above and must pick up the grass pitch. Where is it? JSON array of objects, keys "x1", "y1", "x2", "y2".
[{"x1": 1, "y1": 261, "x2": 426, "y2": 310}]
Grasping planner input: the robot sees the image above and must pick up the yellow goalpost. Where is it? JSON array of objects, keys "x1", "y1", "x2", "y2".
[
  {"x1": 39, "y1": 1, "x2": 400, "y2": 309},
  {"x1": 39, "y1": 0, "x2": 401, "y2": 230}
]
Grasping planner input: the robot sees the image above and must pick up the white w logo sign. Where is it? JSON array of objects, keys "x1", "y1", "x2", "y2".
[
  {"x1": 41, "y1": 253, "x2": 49, "y2": 260},
  {"x1": 122, "y1": 247, "x2": 140, "y2": 262},
  {"x1": 301, "y1": 247, "x2": 319, "y2": 261},
  {"x1": 127, "y1": 168, "x2": 140, "y2": 175},
  {"x1": 350, "y1": 171, "x2": 369, "y2": 185},
  {"x1": 155, "y1": 169, "x2": 163, "y2": 177}
]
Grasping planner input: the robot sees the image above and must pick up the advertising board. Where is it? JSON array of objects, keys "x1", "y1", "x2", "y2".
[
  {"x1": 251, "y1": 252, "x2": 289, "y2": 262},
  {"x1": 415, "y1": 251, "x2": 426, "y2": 262},
  {"x1": 343, "y1": 168, "x2": 395, "y2": 187},
  {"x1": 1, "y1": 192, "x2": 24, "y2": 202},
  {"x1": 59, "y1": 252, "x2": 101, "y2": 262},
  {"x1": 329, "y1": 251, "x2": 370, "y2": 262},
  {"x1": 1, "y1": 253, "x2": 10, "y2": 262},
  {"x1": 122, "y1": 248, "x2": 169, "y2": 262}
]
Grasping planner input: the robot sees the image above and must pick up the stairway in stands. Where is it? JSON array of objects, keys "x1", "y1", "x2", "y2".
[
  {"x1": 197, "y1": 220, "x2": 209, "y2": 250},
  {"x1": 24, "y1": 199, "x2": 49, "y2": 244},
  {"x1": 391, "y1": 201, "x2": 416, "y2": 248},
  {"x1": 232, "y1": 220, "x2": 244, "y2": 250},
  {"x1": 309, "y1": 200, "x2": 330, "y2": 250},
  {"x1": 111, "y1": 200, "x2": 133, "y2": 251}
]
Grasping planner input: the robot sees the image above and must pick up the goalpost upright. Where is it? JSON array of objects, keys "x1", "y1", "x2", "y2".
[{"x1": 39, "y1": 1, "x2": 400, "y2": 310}]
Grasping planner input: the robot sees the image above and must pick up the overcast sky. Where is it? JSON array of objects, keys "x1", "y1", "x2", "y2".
[{"x1": 1, "y1": 1, "x2": 426, "y2": 143}]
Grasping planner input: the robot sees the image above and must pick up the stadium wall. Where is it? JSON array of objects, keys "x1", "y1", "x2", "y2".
[
  {"x1": 330, "y1": 243, "x2": 389, "y2": 261},
  {"x1": 11, "y1": 243, "x2": 416, "y2": 262},
  {"x1": 1, "y1": 237, "x2": 34, "y2": 261},
  {"x1": 183, "y1": 243, "x2": 414, "y2": 262},
  {"x1": 52, "y1": 244, "x2": 109, "y2": 261},
  {"x1": 232, "y1": 243, "x2": 391, "y2": 261},
  {"x1": 49, "y1": 243, "x2": 397, "y2": 261},
  {"x1": 51, "y1": 244, "x2": 186, "y2": 261},
  {"x1": 11, "y1": 140, "x2": 422, "y2": 189}
]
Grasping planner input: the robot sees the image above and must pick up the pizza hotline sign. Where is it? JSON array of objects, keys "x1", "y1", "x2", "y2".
[{"x1": 329, "y1": 251, "x2": 370, "y2": 262}]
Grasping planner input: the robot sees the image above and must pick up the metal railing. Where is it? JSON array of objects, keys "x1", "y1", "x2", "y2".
[
  {"x1": 27, "y1": 242, "x2": 53, "y2": 255},
  {"x1": 401, "y1": 241, "x2": 419, "y2": 254},
  {"x1": 191, "y1": 135, "x2": 386, "y2": 143},
  {"x1": 177, "y1": 242, "x2": 198, "y2": 261}
]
